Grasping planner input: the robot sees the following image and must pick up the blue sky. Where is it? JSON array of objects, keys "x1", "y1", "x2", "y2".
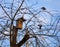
[
  {"x1": 24, "y1": 0, "x2": 60, "y2": 24},
  {"x1": 0, "y1": 0, "x2": 60, "y2": 47},
  {"x1": 25, "y1": 0, "x2": 60, "y2": 11}
]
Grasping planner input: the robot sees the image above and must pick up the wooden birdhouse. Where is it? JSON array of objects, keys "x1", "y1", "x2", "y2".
[{"x1": 16, "y1": 17, "x2": 26, "y2": 29}]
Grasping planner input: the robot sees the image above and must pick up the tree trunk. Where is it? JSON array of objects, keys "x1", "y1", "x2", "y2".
[
  {"x1": 17, "y1": 33, "x2": 30, "y2": 47},
  {"x1": 10, "y1": 26, "x2": 30, "y2": 47},
  {"x1": 10, "y1": 26, "x2": 18, "y2": 47}
]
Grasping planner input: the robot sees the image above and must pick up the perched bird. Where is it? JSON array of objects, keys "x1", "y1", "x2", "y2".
[
  {"x1": 38, "y1": 24, "x2": 42, "y2": 29},
  {"x1": 41, "y1": 7, "x2": 46, "y2": 10}
]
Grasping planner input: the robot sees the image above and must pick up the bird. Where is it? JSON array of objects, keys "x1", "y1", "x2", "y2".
[
  {"x1": 38, "y1": 24, "x2": 42, "y2": 29},
  {"x1": 41, "y1": 7, "x2": 46, "y2": 10}
]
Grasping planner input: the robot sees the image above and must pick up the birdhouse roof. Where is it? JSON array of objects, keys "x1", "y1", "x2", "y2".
[{"x1": 16, "y1": 17, "x2": 26, "y2": 21}]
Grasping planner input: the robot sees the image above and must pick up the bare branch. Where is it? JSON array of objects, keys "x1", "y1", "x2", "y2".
[
  {"x1": 0, "y1": 4, "x2": 11, "y2": 19},
  {"x1": 13, "y1": 0, "x2": 25, "y2": 19}
]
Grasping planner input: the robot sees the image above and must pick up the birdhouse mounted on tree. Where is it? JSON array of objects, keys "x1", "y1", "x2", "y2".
[{"x1": 16, "y1": 17, "x2": 26, "y2": 29}]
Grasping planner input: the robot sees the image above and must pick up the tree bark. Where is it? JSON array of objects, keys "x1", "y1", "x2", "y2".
[
  {"x1": 17, "y1": 33, "x2": 30, "y2": 47},
  {"x1": 26, "y1": 41, "x2": 29, "y2": 47},
  {"x1": 10, "y1": 26, "x2": 18, "y2": 47},
  {"x1": 10, "y1": 26, "x2": 30, "y2": 47}
]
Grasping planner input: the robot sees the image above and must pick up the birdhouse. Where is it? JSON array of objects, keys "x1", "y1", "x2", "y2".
[{"x1": 16, "y1": 17, "x2": 26, "y2": 29}]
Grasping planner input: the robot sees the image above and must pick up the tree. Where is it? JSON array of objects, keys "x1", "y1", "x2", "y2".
[{"x1": 0, "y1": 0, "x2": 60, "y2": 47}]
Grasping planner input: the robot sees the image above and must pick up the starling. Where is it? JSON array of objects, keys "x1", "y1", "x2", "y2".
[
  {"x1": 41, "y1": 7, "x2": 46, "y2": 10},
  {"x1": 38, "y1": 24, "x2": 42, "y2": 29}
]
